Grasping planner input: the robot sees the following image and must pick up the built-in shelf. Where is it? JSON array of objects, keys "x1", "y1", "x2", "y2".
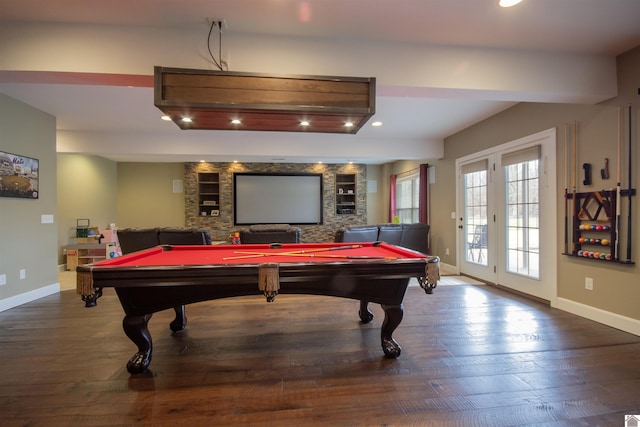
[
  {"x1": 336, "y1": 173, "x2": 356, "y2": 215},
  {"x1": 198, "y1": 172, "x2": 221, "y2": 217}
]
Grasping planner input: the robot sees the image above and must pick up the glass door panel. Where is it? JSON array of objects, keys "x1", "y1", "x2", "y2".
[
  {"x1": 456, "y1": 128, "x2": 556, "y2": 302},
  {"x1": 458, "y1": 157, "x2": 496, "y2": 283}
]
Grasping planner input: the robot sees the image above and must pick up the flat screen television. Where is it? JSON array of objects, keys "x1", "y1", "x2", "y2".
[{"x1": 233, "y1": 172, "x2": 323, "y2": 225}]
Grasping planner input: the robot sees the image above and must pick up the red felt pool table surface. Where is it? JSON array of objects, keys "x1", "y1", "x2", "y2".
[{"x1": 92, "y1": 242, "x2": 426, "y2": 267}]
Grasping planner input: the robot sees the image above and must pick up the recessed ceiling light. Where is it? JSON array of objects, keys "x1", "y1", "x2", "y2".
[
  {"x1": 344, "y1": 122, "x2": 354, "y2": 128},
  {"x1": 371, "y1": 121, "x2": 382, "y2": 127},
  {"x1": 300, "y1": 120, "x2": 310, "y2": 126},
  {"x1": 499, "y1": 0, "x2": 523, "y2": 7},
  {"x1": 160, "y1": 115, "x2": 172, "y2": 121},
  {"x1": 181, "y1": 117, "x2": 193, "y2": 123},
  {"x1": 231, "y1": 119, "x2": 241, "y2": 125}
]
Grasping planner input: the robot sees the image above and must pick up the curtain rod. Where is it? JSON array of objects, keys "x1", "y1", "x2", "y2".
[{"x1": 396, "y1": 164, "x2": 427, "y2": 177}]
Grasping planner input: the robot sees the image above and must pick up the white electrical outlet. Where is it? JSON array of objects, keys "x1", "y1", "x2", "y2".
[
  {"x1": 0, "y1": 274, "x2": 6, "y2": 286},
  {"x1": 205, "y1": 18, "x2": 227, "y2": 29},
  {"x1": 445, "y1": 248, "x2": 450, "y2": 256},
  {"x1": 585, "y1": 277, "x2": 593, "y2": 290},
  {"x1": 19, "y1": 269, "x2": 26, "y2": 280}
]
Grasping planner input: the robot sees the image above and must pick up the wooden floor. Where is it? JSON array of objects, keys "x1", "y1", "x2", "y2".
[{"x1": 1, "y1": 277, "x2": 639, "y2": 426}]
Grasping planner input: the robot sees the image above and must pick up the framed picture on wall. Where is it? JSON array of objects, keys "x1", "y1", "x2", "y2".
[{"x1": 0, "y1": 151, "x2": 39, "y2": 199}]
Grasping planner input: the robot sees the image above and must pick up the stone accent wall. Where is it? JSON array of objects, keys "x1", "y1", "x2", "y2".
[{"x1": 185, "y1": 162, "x2": 367, "y2": 243}]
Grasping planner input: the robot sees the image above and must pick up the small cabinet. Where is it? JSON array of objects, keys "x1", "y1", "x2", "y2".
[
  {"x1": 336, "y1": 173, "x2": 356, "y2": 215},
  {"x1": 65, "y1": 243, "x2": 116, "y2": 270},
  {"x1": 198, "y1": 172, "x2": 220, "y2": 217}
]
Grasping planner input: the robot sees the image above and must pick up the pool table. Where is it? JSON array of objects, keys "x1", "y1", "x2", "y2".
[{"x1": 76, "y1": 242, "x2": 440, "y2": 374}]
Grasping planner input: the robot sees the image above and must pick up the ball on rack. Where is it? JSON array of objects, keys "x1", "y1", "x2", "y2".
[
  {"x1": 596, "y1": 225, "x2": 603, "y2": 231},
  {"x1": 601, "y1": 239, "x2": 609, "y2": 246},
  {"x1": 605, "y1": 253, "x2": 612, "y2": 260}
]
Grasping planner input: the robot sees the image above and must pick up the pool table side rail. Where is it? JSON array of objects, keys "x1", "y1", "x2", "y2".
[{"x1": 77, "y1": 257, "x2": 430, "y2": 303}]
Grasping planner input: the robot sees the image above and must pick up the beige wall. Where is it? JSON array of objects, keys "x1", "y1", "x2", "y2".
[
  {"x1": 56, "y1": 154, "x2": 118, "y2": 264},
  {"x1": 0, "y1": 93, "x2": 58, "y2": 308},
  {"x1": 365, "y1": 164, "x2": 384, "y2": 225},
  {"x1": 428, "y1": 46, "x2": 640, "y2": 323},
  {"x1": 116, "y1": 163, "x2": 186, "y2": 228}
]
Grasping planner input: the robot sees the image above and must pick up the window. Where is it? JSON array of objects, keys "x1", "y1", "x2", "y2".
[
  {"x1": 395, "y1": 174, "x2": 419, "y2": 223},
  {"x1": 462, "y1": 160, "x2": 489, "y2": 265},
  {"x1": 503, "y1": 146, "x2": 540, "y2": 279}
]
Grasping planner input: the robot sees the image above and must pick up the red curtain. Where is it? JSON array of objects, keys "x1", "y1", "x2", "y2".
[
  {"x1": 389, "y1": 174, "x2": 397, "y2": 222},
  {"x1": 419, "y1": 164, "x2": 429, "y2": 224}
]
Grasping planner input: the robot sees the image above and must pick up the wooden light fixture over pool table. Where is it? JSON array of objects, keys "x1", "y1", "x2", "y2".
[{"x1": 154, "y1": 66, "x2": 376, "y2": 134}]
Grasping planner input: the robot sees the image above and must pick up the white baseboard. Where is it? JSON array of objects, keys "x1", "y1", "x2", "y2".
[
  {"x1": 440, "y1": 262, "x2": 459, "y2": 275},
  {"x1": 0, "y1": 283, "x2": 61, "y2": 313},
  {"x1": 556, "y1": 297, "x2": 640, "y2": 336}
]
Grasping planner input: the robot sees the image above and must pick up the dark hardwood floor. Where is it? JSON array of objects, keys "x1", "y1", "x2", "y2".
[{"x1": 0, "y1": 279, "x2": 639, "y2": 426}]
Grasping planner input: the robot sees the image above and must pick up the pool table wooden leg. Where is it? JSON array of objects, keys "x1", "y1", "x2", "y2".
[
  {"x1": 122, "y1": 314, "x2": 153, "y2": 374},
  {"x1": 380, "y1": 304, "x2": 404, "y2": 358},
  {"x1": 418, "y1": 276, "x2": 437, "y2": 294},
  {"x1": 169, "y1": 305, "x2": 187, "y2": 332},
  {"x1": 81, "y1": 287, "x2": 103, "y2": 307},
  {"x1": 359, "y1": 300, "x2": 374, "y2": 323}
]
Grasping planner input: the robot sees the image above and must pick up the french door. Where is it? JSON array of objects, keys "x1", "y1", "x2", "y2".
[{"x1": 456, "y1": 128, "x2": 557, "y2": 302}]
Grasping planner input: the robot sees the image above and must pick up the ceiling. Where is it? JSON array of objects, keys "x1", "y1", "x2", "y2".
[{"x1": 1, "y1": 0, "x2": 639, "y2": 164}]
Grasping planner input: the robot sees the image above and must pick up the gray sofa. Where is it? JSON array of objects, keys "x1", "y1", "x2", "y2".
[
  {"x1": 117, "y1": 227, "x2": 212, "y2": 254},
  {"x1": 335, "y1": 223, "x2": 430, "y2": 254},
  {"x1": 239, "y1": 224, "x2": 301, "y2": 244}
]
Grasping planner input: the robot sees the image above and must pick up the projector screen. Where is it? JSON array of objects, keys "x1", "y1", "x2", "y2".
[{"x1": 234, "y1": 173, "x2": 324, "y2": 225}]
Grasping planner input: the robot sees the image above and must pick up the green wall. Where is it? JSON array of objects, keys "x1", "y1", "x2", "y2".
[
  {"x1": 56, "y1": 154, "x2": 118, "y2": 264},
  {"x1": 116, "y1": 162, "x2": 185, "y2": 229},
  {"x1": 0, "y1": 93, "x2": 58, "y2": 308}
]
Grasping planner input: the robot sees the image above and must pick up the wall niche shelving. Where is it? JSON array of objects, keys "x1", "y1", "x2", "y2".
[
  {"x1": 197, "y1": 172, "x2": 220, "y2": 217},
  {"x1": 336, "y1": 173, "x2": 356, "y2": 215}
]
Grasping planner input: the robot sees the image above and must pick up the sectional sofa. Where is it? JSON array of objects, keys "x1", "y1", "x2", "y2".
[{"x1": 335, "y1": 223, "x2": 430, "y2": 254}]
